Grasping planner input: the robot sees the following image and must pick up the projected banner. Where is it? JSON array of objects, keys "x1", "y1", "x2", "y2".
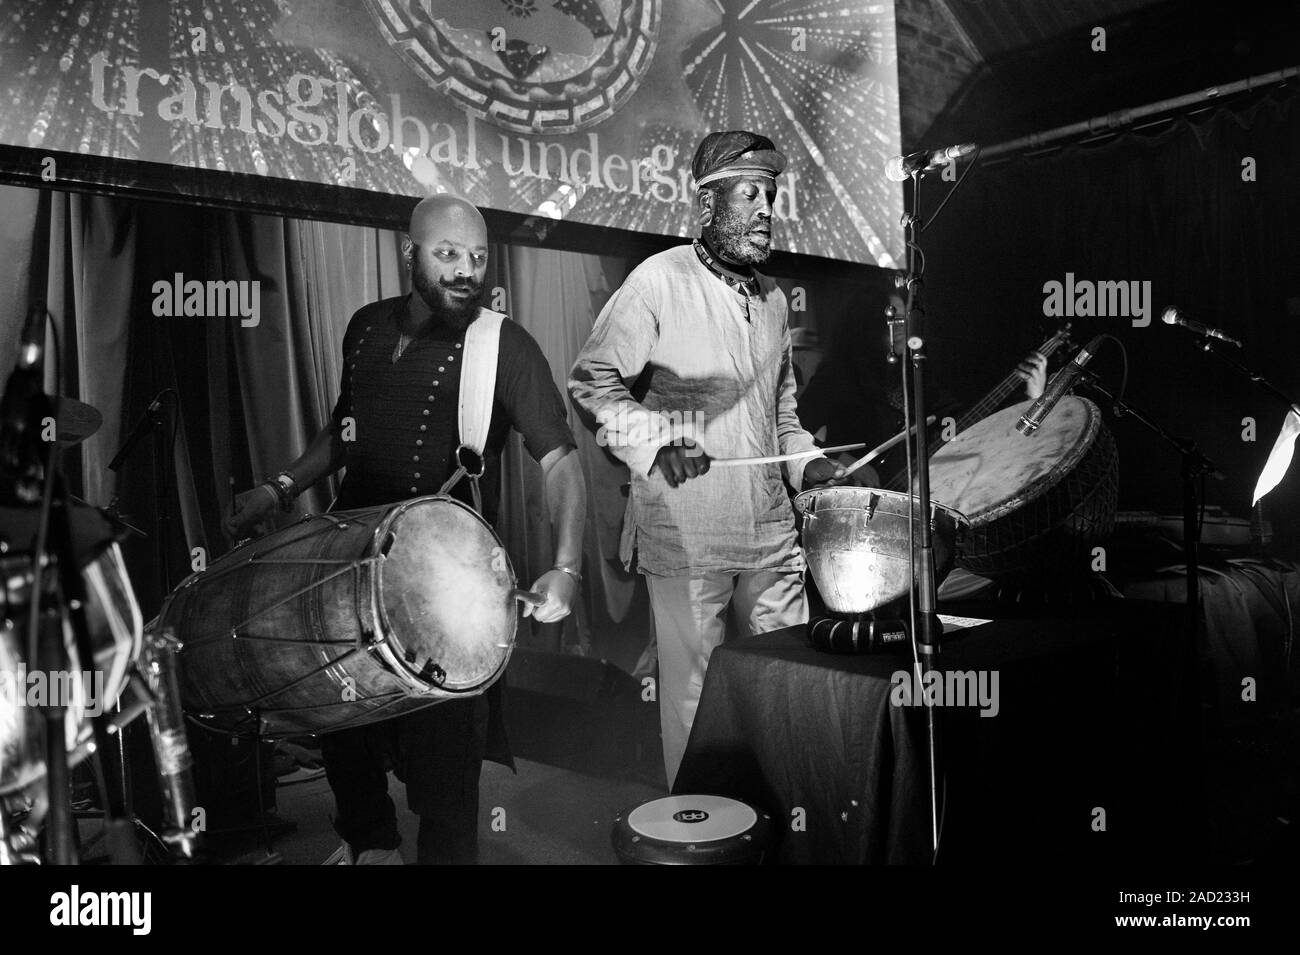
[{"x1": 0, "y1": 0, "x2": 903, "y2": 266}]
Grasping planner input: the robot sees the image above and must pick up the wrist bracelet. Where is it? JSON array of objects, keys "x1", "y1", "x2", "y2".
[
  {"x1": 552, "y1": 563, "x2": 582, "y2": 585},
  {"x1": 259, "y1": 481, "x2": 287, "y2": 510},
  {"x1": 262, "y1": 478, "x2": 291, "y2": 512},
  {"x1": 271, "y1": 471, "x2": 298, "y2": 512}
]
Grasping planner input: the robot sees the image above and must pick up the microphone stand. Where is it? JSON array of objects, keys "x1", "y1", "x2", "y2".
[
  {"x1": 1192, "y1": 337, "x2": 1300, "y2": 418},
  {"x1": 897, "y1": 173, "x2": 943, "y2": 856},
  {"x1": 1179, "y1": 333, "x2": 1300, "y2": 661},
  {"x1": 1078, "y1": 370, "x2": 1216, "y2": 852},
  {"x1": 106, "y1": 390, "x2": 174, "y2": 819},
  {"x1": 26, "y1": 395, "x2": 142, "y2": 864}
]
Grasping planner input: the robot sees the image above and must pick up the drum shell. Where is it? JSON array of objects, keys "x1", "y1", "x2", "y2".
[
  {"x1": 794, "y1": 487, "x2": 967, "y2": 615},
  {"x1": 160, "y1": 496, "x2": 516, "y2": 738}
]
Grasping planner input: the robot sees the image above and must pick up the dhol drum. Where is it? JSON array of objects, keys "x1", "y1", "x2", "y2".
[
  {"x1": 159, "y1": 495, "x2": 520, "y2": 738},
  {"x1": 793, "y1": 486, "x2": 968, "y2": 615},
  {"x1": 0, "y1": 505, "x2": 144, "y2": 796},
  {"x1": 926, "y1": 396, "x2": 1118, "y2": 580},
  {"x1": 612, "y1": 795, "x2": 774, "y2": 865}
]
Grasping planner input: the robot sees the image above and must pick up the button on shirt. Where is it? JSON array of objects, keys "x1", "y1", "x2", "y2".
[
  {"x1": 332, "y1": 295, "x2": 574, "y2": 523},
  {"x1": 569, "y1": 243, "x2": 823, "y2": 576}
]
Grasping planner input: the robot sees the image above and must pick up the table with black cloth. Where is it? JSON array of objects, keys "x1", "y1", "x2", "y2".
[{"x1": 672, "y1": 598, "x2": 1193, "y2": 865}]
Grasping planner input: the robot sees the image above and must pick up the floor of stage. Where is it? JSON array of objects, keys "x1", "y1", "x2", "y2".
[
  {"x1": 200, "y1": 721, "x2": 1300, "y2": 867},
  {"x1": 225, "y1": 759, "x2": 664, "y2": 866}
]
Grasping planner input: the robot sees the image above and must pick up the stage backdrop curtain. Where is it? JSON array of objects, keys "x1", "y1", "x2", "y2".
[
  {"x1": 0, "y1": 192, "x2": 417, "y2": 612},
  {"x1": 495, "y1": 245, "x2": 637, "y2": 653},
  {"x1": 214, "y1": 213, "x2": 410, "y2": 522},
  {"x1": 0, "y1": 186, "x2": 46, "y2": 397},
  {"x1": 2, "y1": 185, "x2": 649, "y2": 663},
  {"x1": 0, "y1": 187, "x2": 137, "y2": 519}
]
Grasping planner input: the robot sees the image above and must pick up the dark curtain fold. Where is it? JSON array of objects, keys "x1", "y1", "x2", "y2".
[
  {"x1": 496, "y1": 245, "x2": 637, "y2": 654},
  {"x1": 46, "y1": 191, "x2": 137, "y2": 508}
]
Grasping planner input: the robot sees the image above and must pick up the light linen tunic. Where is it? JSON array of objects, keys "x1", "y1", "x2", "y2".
[{"x1": 569, "y1": 244, "x2": 823, "y2": 577}]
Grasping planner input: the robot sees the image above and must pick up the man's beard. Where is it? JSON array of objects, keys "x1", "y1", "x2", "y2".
[
  {"x1": 413, "y1": 268, "x2": 484, "y2": 329},
  {"x1": 704, "y1": 198, "x2": 772, "y2": 267}
]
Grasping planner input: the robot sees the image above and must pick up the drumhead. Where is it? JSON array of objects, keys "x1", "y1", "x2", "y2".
[
  {"x1": 375, "y1": 496, "x2": 516, "y2": 693},
  {"x1": 928, "y1": 397, "x2": 1100, "y2": 525},
  {"x1": 626, "y1": 795, "x2": 757, "y2": 843}
]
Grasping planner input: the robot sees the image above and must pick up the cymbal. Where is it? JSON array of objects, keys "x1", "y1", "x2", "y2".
[
  {"x1": 54, "y1": 494, "x2": 148, "y2": 541},
  {"x1": 51, "y1": 395, "x2": 103, "y2": 446},
  {"x1": 104, "y1": 508, "x2": 147, "y2": 541},
  {"x1": 77, "y1": 494, "x2": 148, "y2": 541}
]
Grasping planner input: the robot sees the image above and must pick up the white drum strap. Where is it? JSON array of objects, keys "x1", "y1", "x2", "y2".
[{"x1": 439, "y1": 308, "x2": 505, "y2": 513}]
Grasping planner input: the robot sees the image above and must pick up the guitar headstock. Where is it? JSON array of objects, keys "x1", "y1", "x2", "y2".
[{"x1": 1038, "y1": 322, "x2": 1073, "y2": 359}]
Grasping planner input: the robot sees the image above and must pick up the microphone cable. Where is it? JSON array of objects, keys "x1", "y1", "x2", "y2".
[{"x1": 920, "y1": 145, "x2": 982, "y2": 234}]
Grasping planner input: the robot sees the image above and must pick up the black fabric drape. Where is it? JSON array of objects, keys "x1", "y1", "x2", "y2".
[{"x1": 911, "y1": 89, "x2": 1300, "y2": 550}]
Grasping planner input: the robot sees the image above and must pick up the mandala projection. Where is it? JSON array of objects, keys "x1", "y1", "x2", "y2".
[
  {"x1": 677, "y1": 0, "x2": 902, "y2": 267},
  {"x1": 365, "y1": 0, "x2": 662, "y2": 134}
]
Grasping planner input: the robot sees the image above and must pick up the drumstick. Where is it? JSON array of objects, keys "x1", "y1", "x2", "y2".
[
  {"x1": 511, "y1": 588, "x2": 547, "y2": 607},
  {"x1": 838, "y1": 416, "x2": 937, "y2": 479},
  {"x1": 712, "y1": 442, "x2": 867, "y2": 468}
]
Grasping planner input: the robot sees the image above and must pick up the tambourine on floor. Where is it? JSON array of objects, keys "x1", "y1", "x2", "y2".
[{"x1": 612, "y1": 795, "x2": 774, "y2": 865}]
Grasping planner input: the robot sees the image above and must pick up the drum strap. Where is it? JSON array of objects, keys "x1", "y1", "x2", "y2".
[{"x1": 439, "y1": 308, "x2": 505, "y2": 514}]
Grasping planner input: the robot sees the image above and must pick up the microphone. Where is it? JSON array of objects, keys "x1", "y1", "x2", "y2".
[
  {"x1": 1016, "y1": 335, "x2": 1104, "y2": 435},
  {"x1": 1161, "y1": 307, "x2": 1242, "y2": 348},
  {"x1": 884, "y1": 143, "x2": 977, "y2": 182},
  {"x1": 142, "y1": 627, "x2": 202, "y2": 861},
  {"x1": 108, "y1": 390, "x2": 167, "y2": 472}
]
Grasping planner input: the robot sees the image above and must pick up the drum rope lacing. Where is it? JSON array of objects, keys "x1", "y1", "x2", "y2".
[
  {"x1": 170, "y1": 495, "x2": 515, "y2": 737},
  {"x1": 173, "y1": 561, "x2": 378, "y2": 651}
]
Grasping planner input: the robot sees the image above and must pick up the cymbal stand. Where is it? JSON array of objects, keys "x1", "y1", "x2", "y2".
[
  {"x1": 27, "y1": 395, "x2": 141, "y2": 864},
  {"x1": 102, "y1": 390, "x2": 176, "y2": 827}
]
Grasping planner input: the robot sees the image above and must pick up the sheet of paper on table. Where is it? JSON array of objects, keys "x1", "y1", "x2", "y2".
[{"x1": 937, "y1": 614, "x2": 994, "y2": 632}]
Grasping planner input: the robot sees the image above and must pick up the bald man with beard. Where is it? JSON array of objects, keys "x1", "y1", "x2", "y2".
[{"x1": 226, "y1": 195, "x2": 586, "y2": 864}]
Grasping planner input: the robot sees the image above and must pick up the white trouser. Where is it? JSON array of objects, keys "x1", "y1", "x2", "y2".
[{"x1": 645, "y1": 569, "x2": 807, "y2": 789}]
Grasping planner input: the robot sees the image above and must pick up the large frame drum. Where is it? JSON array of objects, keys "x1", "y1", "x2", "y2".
[
  {"x1": 158, "y1": 496, "x2": 518, "y2": 737},
  {"x1": 926, "y1": 396, "x2": 1118, "y2": 580}
]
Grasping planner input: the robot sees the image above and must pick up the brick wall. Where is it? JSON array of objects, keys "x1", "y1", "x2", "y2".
[{"x1": 894, "y1": 0, "x2": 982, "y2": 145}]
